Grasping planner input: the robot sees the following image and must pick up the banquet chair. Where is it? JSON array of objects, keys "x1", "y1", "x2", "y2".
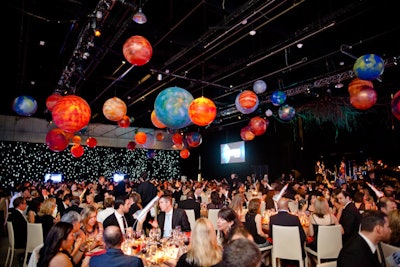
[
  {"x1": 207, "y1": 209, "x2": 220, "y2": 231},
  {"x1": 316, "y1": 261, "x2": 337, "y2": 267},
  {"x1": 184, "y1": 209, "x2": 196, "y2": 230},
  {"x1": 27, "y1": 243, "x2": 43, "y2": 267},
  {"x1": 5, "y1": 221, "x2": 26, "y2": 267},
  {"x1": 23, "y1": 223, "x2": 44, "y2": 267},
  {"x1": 260, "y1": 244, "x2": 273, "y2": 266},
  {"x1": 378, "y1": 242, "x2": 400, "y2": 267},
  {"x1": 304, "y1": 225, "x2": 342, "y2": 265},
  {"x1": 271, "y1": 225, "x2": 308, "y2": 267}
]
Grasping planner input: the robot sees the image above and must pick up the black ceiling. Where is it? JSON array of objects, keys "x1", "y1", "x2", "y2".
[{"x1": 7, "y1": 0, "x2": 400, "y2": 136}]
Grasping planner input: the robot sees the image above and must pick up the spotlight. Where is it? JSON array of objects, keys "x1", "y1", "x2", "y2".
[
  {"x1": 94, "y1": 29, "x2": 101, "y2": 37},
  {"x1": 132, "y1": 8, "x2": 147, "y2": 24},
  {"x1": 296, "y1": 43, "x2": 303, "y2": 48},
  {"x1": 157, "y1": 74, "x2": 162, "y2": 81}
]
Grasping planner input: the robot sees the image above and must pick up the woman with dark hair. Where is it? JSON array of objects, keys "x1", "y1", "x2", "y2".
[
  {"x1": 244, "y1": 198, "x2": 270, "y2": 248},
  {"x1": 216, "y1": 206, "x2": 242, "y2": 247},
  {"x1": 38, "y1": 221, "x2": 76, "y2": 267},
  {"x1": 207, "y1": 191, "x2": 223, "y2": 209}
]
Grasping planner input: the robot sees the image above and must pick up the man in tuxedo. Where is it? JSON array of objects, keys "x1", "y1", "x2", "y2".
[
  {"x1": 337, "y1": 190, "x2": 362, "y2": 245},
  {"x1": 150, "y1": 193, "x2": 190, "y2": 238},
  {"x1": 269, "y1": 197, "x2": 307, "y2": 259},
  {"x1": 177, "y1": 190, "x2": 201, "y2": 219},
  {"x1": 337, "y1": 210, "x2": 392, "y2": 267},
  {"x1": 8, "y1": 197, "x2": 28, "y2": 249},
  {"x1": 89, "y1": 225, "x2": 143, "y2": 267},
  {"x1": 103, "y1": 195, "x2": 133, "y2": 234}
]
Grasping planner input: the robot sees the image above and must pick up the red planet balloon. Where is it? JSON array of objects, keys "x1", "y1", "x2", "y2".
[
  {"x1": 135, "y1": 132, "x2": 147, "y2": 145},
  {"x1": 240, "y1": 126, "x2": 255, "y2": 141},
  {"x1": 180, "y1": 148, "x2": 190, "y2": 159},
  {"x1": 46, "y1": 128, "x2": 69, "y2": 152},
  {"x1": 122, "y1": 35, "x2": 153, "y2": 66},
  {"x1": 249, "y1": 116, "x2": 269, "y2": 136},
  {"x1": 71, "y1": 144, "x2": 84, "y2": 158},
  {"x1": 188, "y1": 96, "x2": 217, "y2": 126},
  {"x1": 118, "y1": 115, "x2": 131, "y2": 128},
  {"x1": 46, "y1": 94, "x2": 63, "y2": 111},
  {"x1": 86, "y1": 137, "x2": 97, "y2": 148}
]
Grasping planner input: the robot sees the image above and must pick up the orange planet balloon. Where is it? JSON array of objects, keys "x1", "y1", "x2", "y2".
[
  {"x1": 46, "y1": 94, "x2": 63, "y2": 111},
  {"x1": 118, "y1": 115, "x2": 131, "y2": 128},
  {"x1": 71, "y1": 144, "x2": 84, "y2": 158},
  {"x1": 239, "y1": 90, "x2": 258, "y2": 109},
  {"x1": 135, "y1": 131, "x2": 147, "y2": 145},
  {"x1": 72, "y1": 135, "x2": 81, "y2": 144},
  {"x1": 52, "y1": 95, "x2": 91, "y2": 133},
  {"x1": 249, "y1": 116, "x2": 269, "y2": 136},
  {"x1": 240, "y1": 126, "x2": 255, "y2": 141},
  {"x1": 156, "y1": 132, "x2": 164, "y2": 141},
  {"x1": 350, "y1": 86, "x2": 377, "y2": 110},
  {"x1": 348, "y1": 78, "x2": 373, "y2": 96},
  {"x1": 188, "y1": 96, "x2": 217, "y2": 126},
  {"x1": 172, "y1": 133, "x2": 183, "y2": 145},
  {"x1": 103, "y1": 97, "x2": 127, "y2": 122},
  {"x1": 122, "y1": 35, "x2": 153, "y2": 66},
  {"x1": 151, "y1": 110, "x2": 166, "y2": 129},
  {"x1": 180, "y1": 148, "x2": 190, "y2": 159}
]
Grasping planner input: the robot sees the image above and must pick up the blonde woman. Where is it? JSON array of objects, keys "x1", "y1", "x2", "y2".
[
  {"x1": 176, "y1": 217, "x2": 222, "y2": 267},
  {"x1": 388, "y1": 209, "x2": 400, "y2": 246},
  {"x1": 80, "y1": 205, "x2": 104, "y2": 250},
  {"x1": 229, "y1": 194, "x2": 246, "y2": 222},
  {"x1": 35, "y1": 197, "x2": 61, "y2": 240}
]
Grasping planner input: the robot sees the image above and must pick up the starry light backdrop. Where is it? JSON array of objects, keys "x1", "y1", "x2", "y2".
[{"x1": 0, "y1": 141, "x2": 181, "y2": 190}]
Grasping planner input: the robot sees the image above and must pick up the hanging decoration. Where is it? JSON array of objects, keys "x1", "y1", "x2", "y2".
[
  {"x1": 45, "y1": 128, "x2": 69, "y2": 152},
  {"x1": 240, "y1": 126, "x2": 255, "y2": 141},
  {"x1": 353, "y1": 54, "x2": 384, "y2": 81},
  {"x1": 103, "y1": 97, "x2": 127, "y2": 122},
  {"x1": 127, "y1": 141, "x2": 136, "y2": 150},
  {"x1": 278, "y1": 104, "x2": 296, "y2": 121},
  {"x1": 391, "y1": 90, "x2": 400, "y2": 121},
  {"x1": 86, "y1": 137, "x2": 97, "y2": 148},
  {"x1": 151, "y1": 110, "x2": 167, "y2": 129},
  {"x1": 13, "y1": 95, "x2": 38, "y2": 116},
  {"x1": 71, "y1": 144, "x2": 84, "y2": 158},
  {"x1": 271, "y1": 90, "x2": 287, "y2": 106},
  {"x1": 253, "y1": 80, "x2": 267, "y2": 94},
  {"x1": 46, "y1": 94, "x2": 63, "y2": 112},
  {"x1": 135, "y1": 131, "x2": 147, "y2": 145},
  {"x1": 188, "y1": 96, "x2": 217, "y2": 126},
  {"x1": 186, "y1": 132, "x2": 202, "y2": 147},
  {"x1": 235, "y1": 90, "x2": 259, "y2": 114},
  {"x1": 118, "y1": 115, "x2": 131, "y2": 128},
  {"x1": 180, "y1": 148, "x2": 190, "y2": 159},
  {"x1": 122, "y1": 35, "x2": 153, "y2": 66},
  {"x1": 249, "y1": 116, "x2": 269, "y2": 136}
]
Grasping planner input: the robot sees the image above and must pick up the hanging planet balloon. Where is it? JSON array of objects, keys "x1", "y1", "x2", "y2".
[
  {"x1": 71, "y1": 144, "x2": 84, "y2": 158},
  {"x1": 45, "y1": 128, "x2": 69, "y2": 152},
  {"x1": 122, "y1": 35, "x2": 153, "y2": 66},
  {"x1": 240, "y1": 126, "x2": 255, "y2": 141},
  {"x1": 353, "y1": 54, "x2": 384, "y2": 81},
  {"x1": 72, "y1": 135, "x2": 81, "y2": 145},
  {"x1": 235, "y1": 91, "x2": 259, "y2": 114},
  {"x1": 135, "y1": 131, "x2": 147, "y2": 145},
  {"x1": 118, "y1": 115, "x2": 131, "y2": 128},
  {"x1": 13, "y1": 95, "x2": 38, "y2": 116},
  {"x1": 180, "y1": 148, "x2": 190, "y2": 159},
  {"x1": 188, "y1": 96, "x2": 217, "y2": 126},
  {"x1": 186, "y1": 132, "x2": 202, "y2": 147},
  {"x1": 86, "y1": 137, "x2": 97, "y2": 148},
  {"x1": 46, "y1": 94, "x2": 63, "y2": 112},
  {"x1": 156, "y1": 132, "x2": 164, "y2": 141},
  {"x1": 154, "y1": 86, "x2": 194, "y2": 129},
  {"x1": 253, "y1": 80, "x2": 267, "y2": 94},
  {"x1": 249, "y1": 116, "x2": 269, "y2": 136},
  {"x1": 103, "y1": 97, "x2": 127, "y2": 122},
  {"x1": 52, "y1": 95, "x2": 91, "y2": 133},
  {"x1": 350, "y1": 86, "x2": 377, "y2": 110},
  {"x1": 151, "y1": 110, "x2": 167, "y2": 129},
  {"x1": 147, "y1": 149, "x2": 156, "y2": 159},
  {"x1": 348, "y1": 78, "x2": 374, "y2": 96},
  {"x1": 127, "y1": 141, "x2": 136, "y2": 150},
  {"x1": 172, "y1": 133, "x2": 183, "y2": 145},
  {"x1": 271, "y1": 91, "x2": 287, "y2": 106},
  {"x1": 391, "y1": 90, "x2": 400, "y2": 121},
  {"x1": 278, "y1": 104, "x2": 295, "y2": 121}
]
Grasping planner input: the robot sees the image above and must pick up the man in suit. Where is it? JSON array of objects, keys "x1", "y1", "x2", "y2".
[
  {"x1": 89, "y1": 225, "x2": 143, "y2": 267},
  {"x1": 337, "y1": 210, "x2": 392, "y2": 267},
  {"x1": 269, "y1": 197, "x2": 307, "y2": 259},
  {"x1": 177, "y1": 190, "x2": 201, "y2": 219},
  {"x1": 150, "y1": 193, "x2": 191, "y2": 238},
  {"x1": 337, "y1": 190, "x2": 362, "y2": 245},
  {"x1": 8, "y1": 196, "x2": 28, "y2": 249},
  {"x1": 103, "y1": 195, "x2": 133, "y2": 234},
  {"x1": 64, "y1": 195, "x2": 83, "y2": 215}
]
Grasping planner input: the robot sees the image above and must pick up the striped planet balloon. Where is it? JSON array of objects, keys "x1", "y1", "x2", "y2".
[
  {"x1": 348, "y1": 78, "x2": 374, "y2": 96},
  {"x1": 52, "y1": 95, "x2": 91, "y2": 133},
  {"x1": 188, "y1": 96, "x2": 217, "y2": 126},
  {"x1": 103, "y1": 97, "x2": 127, "y2": 121},
  {"x1": 235, "y1": 91, "x2": 259, "y2": 114}
]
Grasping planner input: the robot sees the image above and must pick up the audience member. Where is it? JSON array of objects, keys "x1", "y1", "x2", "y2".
[
  {"x1": 377, "y1": 197, "x2": 397, "y2": 215},
  {"x1": 37, "y1": 221, "x2": 76, "y2": 267},
  {"x1": 176, "y1": 218, "x2": 222, "y2": 267},
  {"x1": 150, "y1": 193, "x2": 191, "y2": 238},
  {"x1": 178, "y1": 190, "x2": 201, "y2": 220},
  {"x1": 337, "y1": 210, "x2": 392, "y2": 267},
  {"x1": 207, "y1": 191, "x2": 223, "y2": 210},
  {"x1": 229, "y1": 194, "x2": 246, "y2": 222},
  {"x1": 103, "y1": 195, "x2": 133, "y2": 234},
  {"x1": 81, "y1": 205, "x2": 104, "y2": 250},
  {"x1": 336, "y1": 190, "x2": 362, "y2": 245},
  {"x1": 8, "y1": 196, "x2": 28, "y2": 249},
  {"x1": 388, "y1": 209, "x2": 400, "y2": 246},
  {"x1": 35, "y1": 197, "x2": 61, "y2": 240},
  {"x1": 243, "y1": 198, "x2": 270, "y2": 248},
  {"x1": 89, "y1": 225, "x2": 143, "y2": 267},
  {"x1": 218, "y1": 238, "x2": 262, "y2": 267},
  {"x1": 61, "y1": 211, "x2": 86, "y2": 263},
  {"x1": 216, "y1": 206, "x2": 243, "y2": 247},
  {"x1": 97, "y1": 197, "x2": 115, "y2": 224}
]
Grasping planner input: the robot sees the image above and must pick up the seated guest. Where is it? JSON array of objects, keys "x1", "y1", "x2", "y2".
[
  {"x1": 37, "y1": 221, "x2": 76, "y2": 267},
  {"x1": 244, "y1": 198, "x2": 270, "y2": 248},
  {"x1": 377, "y1": 197, "x2": 397, "y2": 215},
  {"x1": 61, "y1": 211, "x2": 86, "y2": 264},
  {"x1": 178, "y1": 190, "x2": 201, "y2": 220},
  {"x1": 217, "y1": 206, "x2": 243, "y2": 247},
  {"x1": 150, "y1": 192, "x2": 191, "y2": 238},
  {"x1": 229, "y1": 194, "x2": 246, "y2": 222},
  {"x1": 307, "y1": 196, "x2": 343, "y2": 251},
  {"x1": 64, "y1": 196, "x2": 83, "y2": 215},
  {"x1": 8, "y1": 196, "x2": 28, "y2": 249},
  {"x1": 103, "y1": 195, "x2": 133, "y2": 234},
  {"x1": 388, "y1": 209, "x2": 400, "y2": 246},
  {"x1": 80, "y1": 205, "x2": 104, "y2": 250},
  {"x1": 218, "y1": 238, "x2": 262, "y2": 267},
  {"x1": 337, "y1": 210, "x2": 392, "y2": 267},
  {"x1": 97, "y1": 197, "x2": 114, "y2": 224},
  {"x1": 89, "y1": 225, "x2": 143, "y2": 267},
  {"x1": 35, "y1": 197, "x2": 61, "y2": 240},
  {"x1": 176, "y1": 218, "x2": 222, "y2": 267},
  {"x1": 207, "y1": 191, "x2": 223, "y2": 210}
]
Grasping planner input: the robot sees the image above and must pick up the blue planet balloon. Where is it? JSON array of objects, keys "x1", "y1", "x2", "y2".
[
  {"x1": 271, "y1": 90, "x2": 287, "y2": 106},
  {"x1": 154, "y1": 86, "x2": 194, "y2": 129},
  {"x1": 353, "y1": 54, "x2": 384, "y2": 81},
  {"x1": 278, "y1": 104, "x2": 295, "y2": 121},
  {"x1": 253, "y1": 80, "x2": 267, "y2": 94},
  {"x1": 13, "y1": 95, "x2": 38, "y2": 116},
  {"x1": 186, "y1": 132, "x2": 202, "y2": 147}
]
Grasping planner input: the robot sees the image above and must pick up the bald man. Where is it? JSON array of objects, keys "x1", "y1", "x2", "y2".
[
  {"x1": 89, "y1": 225, "x2": 143, "y2": 267},
  {"x1": 269, "y1": 197, "x2": 307, "y2": 259}
]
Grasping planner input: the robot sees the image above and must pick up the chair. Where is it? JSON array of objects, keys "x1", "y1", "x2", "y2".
[
  {"x1": 184, "y1": 209, "x2": 196, "y2": 230},
  {"x1": 379, "y1": 242, "x2": 400, "y2": 267},
  {"x1": 316, "y1": 261, "x2": 337, "y2": 267},
  {"x1": 5, "y1": 221, "x2": 25, "y2": 267},
  {"x1": 207, "y1": 209, "x2": 220, "y2": 231},
  {"x1": 27, "y1": 243, "x2": 43, "y2": 267},
  {"x1": 260, "y1": 244, "x2": 273, "y2": 266},
  {"x1": 271, "y1": 225, "x2": 308, "y2": 267},
  {"x1": 304, "y1": 225, "x2": 342, "y2": 265},
  {"x1": 23, "y1": 223, "x2": 44, "y2": 267}
]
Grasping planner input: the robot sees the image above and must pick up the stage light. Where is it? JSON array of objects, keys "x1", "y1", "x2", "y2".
[{"x1": 132, "y1": 8, "x2": 147, "y2": 24}]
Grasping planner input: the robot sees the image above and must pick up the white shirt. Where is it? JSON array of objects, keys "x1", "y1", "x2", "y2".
[
  {"x1": 97, "y1": 207, "x2": 115, "y2": 224},
  {"x1": 115, "y1": 211, "x2": 127, "y2": 234}
]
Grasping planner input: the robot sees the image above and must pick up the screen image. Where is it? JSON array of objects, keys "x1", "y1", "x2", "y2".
[
  {"x1": 113, "y1": 173, "x2": 126, "y2": 182},
  {"x1": 220, "y1": 141, "x2": 246, "y2": 164},
  {"x1": 44, "y1": 173, "x2": 62, "y2": 183}
]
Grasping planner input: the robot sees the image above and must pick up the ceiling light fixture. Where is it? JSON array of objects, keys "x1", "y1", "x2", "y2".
[
  {"x1": 296, "y1": 43, "x2": 303, "y2": 48},
  {"x1": 132, "y1": 1, "x2": 147, "y2": 24}
]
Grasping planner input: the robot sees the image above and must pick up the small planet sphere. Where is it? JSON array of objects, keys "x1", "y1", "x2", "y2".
[
  {"x1": 391, "y1": 90, "x2": 400, "y2": 121},
  {"x1": 13, "y1": 95, "x2": 38, "y2": 116},
  {"x1": 172, "y1": 133, "x2": 183, "y2": 146},
  {"x1": 46, "y1": 128, "x2": 69, "y2": 152},
  {"x1": 180, "y1": 148, "x2": 190, "y2": 159},
  {"x1": 353, "y1": 54, "x2": 384, "y2": 81},
  {"x1": 154, "y1": 86, "x2": 194, "y2": 129},
  {"x1": 127, "y1": 141, "x2": 136, "y2": 150},
  {"x1": 103, "y1": 97, "x2": 127, "y2": 122},
  {"x1": 122, "y1": 35, "x2": 153, "y2": 66},
  {"x1": 249, "y1": 116, "x2": 269, "y2": 136},
  {"x1": 186, "y1": 132, "x2": 202, "y2": 147},
  {"x1": 86, "y1": 137, "x2": 97, "y2": 148},
  {"x1": 240, "y1": 126, "x2": 255, "y2": 141},
  {"x1": 135, "y1": 132, "x2": 147, "y2": 145},
  {"x1": 118, "y1": 115, "x2": 131, "y2": 128},
  {"x1": 253, "y1": 80, "x2": 267, "y2": 94},
  {"x1": 350, "y1": 86, "x2": 377, "y2": 110},
  {"x1": 271, "y1": 90, "x2": 287, "y2": 106},
  {"x1": 156, "y1": 132, "x2": 164, "y2": 141},
  {"x1": 278, "y1": 104, "x2": 295, "y2": 121},
  {"x1": 71, "y1": 144, "x2": 84, "y2": 158}
]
